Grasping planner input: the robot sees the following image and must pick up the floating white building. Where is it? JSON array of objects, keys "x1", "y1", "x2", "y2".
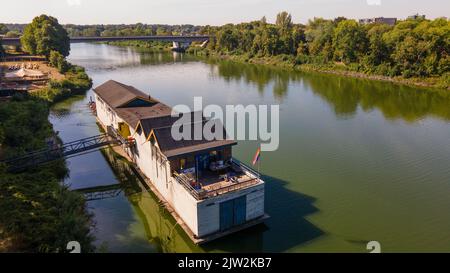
[{"x1": 93, "y1": 80, "x2": 267, "y2": 243}]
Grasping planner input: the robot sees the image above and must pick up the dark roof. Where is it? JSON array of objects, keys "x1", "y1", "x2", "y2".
[
  {"x1": 94, "y1": 80, "x2": 236, "y2": 158},
  {"x1": 93, "y1": 80, "x2": 156, "y2": 108},
  {"x1": 115, "y1": 104, "x2": 172, "y2": 128},
  {"x1": 93, "y1": 80, "x2": 172, "y2": 128},
  {"x1": 138, "y1": 111, "x2": 204, "y2": 137},
  {"x1": 152, "y1": 120, "x2": 237, "y2": 158}
]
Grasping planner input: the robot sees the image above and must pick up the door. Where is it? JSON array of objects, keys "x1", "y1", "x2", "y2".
[
  {"x1": 233, "y1": 196, "x2": 247, "y2": 226},
  {"x1": 219, "y1": 196, "x2": 247, "y2": 231},
  {"x1": 220, "y1": 200, "x2": 234, "y2": 231}
]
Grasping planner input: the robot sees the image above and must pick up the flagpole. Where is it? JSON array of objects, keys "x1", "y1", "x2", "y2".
[
  {"x1": 258, "y1": 156, "x2": 260, "y2": 183},
  {"x1": 258, "y1": 147, "x2": 261, "y2": 183}
]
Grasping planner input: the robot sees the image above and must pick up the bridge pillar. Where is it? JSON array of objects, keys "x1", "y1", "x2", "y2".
[{"x1": 172, "y1": 41, "x2": 191, "y2": 52}]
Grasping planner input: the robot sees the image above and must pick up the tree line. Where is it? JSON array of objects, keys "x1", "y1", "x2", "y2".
[
  {"x1": 0, "y1": 22, "x2": 202, "y2": 38},
  {"x1": 201, "y1": 12, "x2": 449, "y2": 79}
]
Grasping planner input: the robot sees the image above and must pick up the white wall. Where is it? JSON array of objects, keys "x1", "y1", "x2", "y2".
[
  {"x1": 196, "y1": 183, "x2": 265, "y2": 237},
  {"x1": 95, "y1": 94, "x2": 118, "y2": 128},
  {"x1": 129, "y1": 125, "x2": 200, "y2": 235}
]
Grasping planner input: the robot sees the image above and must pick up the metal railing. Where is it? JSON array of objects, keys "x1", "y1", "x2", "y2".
[
  {"x1": 173, "y1": 158, "x2": 262, "y2": 200},
  {"x1": 0, "y1": 134, "x2": 117, "y2": 172}
]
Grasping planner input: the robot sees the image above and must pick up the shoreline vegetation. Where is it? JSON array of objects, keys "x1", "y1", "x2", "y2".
[
  {"x1": 0, "y1": 15, "x2": 94, "y2": 252},
  {"x1": 188, "y1": 49, "x2": 450, "y2": 91},
  {"x1": 103, "y1": 40, "x2": 173, "y2": 52},
  {"x1": 192, "y1": 12, "x2": 449, "y2": 90},
  {"x1": 72, "y1": 11, "x2": 448, "y2": 90}
]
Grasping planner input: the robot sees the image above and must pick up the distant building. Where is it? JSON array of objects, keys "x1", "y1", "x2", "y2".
[
  {"x1": 359, "y1": 17, "x2": 397, "y2": 26},
  {"x1": 408, "y1": 14, "x2": 426, "y2": 20}
]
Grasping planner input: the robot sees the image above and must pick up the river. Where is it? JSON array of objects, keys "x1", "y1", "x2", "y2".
[{"x1": 49, "y1": 43, "x2": 450, "y2": 252}]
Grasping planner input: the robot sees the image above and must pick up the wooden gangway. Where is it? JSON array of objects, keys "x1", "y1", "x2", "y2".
[{"x1": 0, "y1": 134, "x2": 118, "y2": 172}]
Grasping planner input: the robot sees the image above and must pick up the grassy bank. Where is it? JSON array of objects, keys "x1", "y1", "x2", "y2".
[
  {"x1": 104, "y1": 40, "x2": 172, "y2": 52},
  {"x1": 31, "y1": 64, "x2": 92, "y2": 104},
  {"x1": 0, "y1": 62, "x2": 94, "y2": 252},
  {"x1": 188, "y1": 48, "x2": 449, "y2": 90}
]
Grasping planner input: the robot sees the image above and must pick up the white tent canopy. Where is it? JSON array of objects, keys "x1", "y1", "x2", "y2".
[{"x1": 5, "y1": 68, "x2": 45, "y2": 78}]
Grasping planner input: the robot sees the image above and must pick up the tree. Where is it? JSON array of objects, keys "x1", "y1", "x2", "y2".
[
  {"x1": 365, "y1": 23, "x2": 392, "y2": 66},
  {"x1": 0, "y1": 23, "x2": 9, "y2": 35},
  {"x1": 216, "y1": 25, "x2": 239, "y2": 52},
  {"x1": 333, "y1": 20, "x2": 368, "y2": 63},
  {"x1": 305, "y1": 18, "x2": 335, "y2": 61},
  {"x1": 5, "y1": 31, "x2": 20, "y2": 38},
  {"x1": 49, "y1": 50, "x2": 69, "y2": 73},
  {"x1": 21, "y1": 15, "x2": 70, "y2": 58},
  {"x1": 260, "y1": 16, "x2": 267, "y2": 25},
  {"x1": 276, "y1": 11, "x2": 293, "y2": 34}
]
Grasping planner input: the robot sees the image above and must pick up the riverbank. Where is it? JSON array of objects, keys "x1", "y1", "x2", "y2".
[
  {"x1": 31, "y1": 63, "x2": 92, "y2": 103},
  {"x1": 104, "y1": 40, "x2": 173, "y2": 52},
  {"x1": 0, "y1": 60, "x2": 94, "y2": 252},
  {"x1": 188, "y1": 48, "x2": 450, "y2": 91}
]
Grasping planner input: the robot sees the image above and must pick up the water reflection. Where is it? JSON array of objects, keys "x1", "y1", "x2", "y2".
[
  {"x1": 68, "y1": 43, "x2": 199, "y2": 70},
  {"x1": 209, "y1": 59, "x2": 299, "y2": 100},
  {"x1": 303, "y1": 74, "x2": 450, "y2": 122},
  {"x1": 210, "y1": 60, "x2": 450, "y2": 122}
]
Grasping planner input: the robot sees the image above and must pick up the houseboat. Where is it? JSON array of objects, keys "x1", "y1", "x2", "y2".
[{"x1": 93, "y1": 80, "x2": 267, "y2": 244}]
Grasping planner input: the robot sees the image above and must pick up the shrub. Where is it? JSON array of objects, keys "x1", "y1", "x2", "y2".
[{"x1": 49, "y1": 50, "x2": 69, "y2": 73}]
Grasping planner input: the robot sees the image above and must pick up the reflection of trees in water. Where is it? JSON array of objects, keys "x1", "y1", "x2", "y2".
[
  {"x1": 303, "y1": 74, "x2": 450, "y2": 122},
  {"x1": 210, "y1": 60, "x2": 301, "y2": 100},
  {"x1": 211, "y1": 59, "x2": 450, "y2": 122},
  {"x1": 50, "y1": 95, "x2": 88, "y2": 120},
  {"x1": 138, "y1": 51, "x2": 199, "y2": 66}
]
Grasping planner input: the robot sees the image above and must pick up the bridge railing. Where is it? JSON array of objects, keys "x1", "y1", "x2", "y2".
[{"x1": 0, "y1": 134, "x2": 115, "y2": 171}]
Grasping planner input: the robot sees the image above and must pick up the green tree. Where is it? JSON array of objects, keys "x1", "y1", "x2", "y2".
[
  {"x1": 21, "y1": 15, "x2": 70, "y2": 58},
  {"x1": 333, "y1": 20, "x2": 368, "y2": 63},
  {"x1": 49, "y1": 50, "x2": 69, "y2": 73},
  {"x1": 5, "y1": 31, "x2": 21, "y2": 38},
  {"x1": 276, "y1": 11, "x2": 293, "y2": 34},
  {"x1": 0, "y1": 23, "x2": 9, "y2": 35},
  {"x1": 216, "y1": 25, "x2": 239, "y2": 52},
  {"x1": 305, "y1": 18, "x2": 335, "y2": 61},
  {"x1": 365, "y1": 23, "x2": 392, "y2": 66}
]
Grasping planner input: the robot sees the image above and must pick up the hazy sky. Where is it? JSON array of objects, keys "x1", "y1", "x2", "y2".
[{"x1": 1, "y1": 0, "x2": 448, "y2": 25}]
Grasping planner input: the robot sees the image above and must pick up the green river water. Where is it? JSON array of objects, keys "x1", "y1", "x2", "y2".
[{"x1": 48, "y1": 43, "x2": 450, "y2": 252}]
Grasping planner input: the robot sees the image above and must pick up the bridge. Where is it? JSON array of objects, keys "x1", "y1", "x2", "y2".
[
  {"x1": 0, "y1": 126, "x2": 137, "y2": 172},
  {"x1": 0, "y1": 35, "x2": 210, "y2": 50},
  {"x1": 0, "y1": 133, "x2": 118, "y2": 172}
]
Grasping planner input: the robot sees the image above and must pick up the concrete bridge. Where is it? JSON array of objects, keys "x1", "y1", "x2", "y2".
[{"x1": 0, "y1": 35, "x2": 210, "y2": 50}]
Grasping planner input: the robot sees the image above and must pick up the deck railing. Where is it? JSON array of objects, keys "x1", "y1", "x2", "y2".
[{"x1": 173, "y1": 158, "x2": 262, "y2": 200}]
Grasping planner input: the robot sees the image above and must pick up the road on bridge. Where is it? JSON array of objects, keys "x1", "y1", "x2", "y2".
[{"x1": 0, "y1": 35, "x2": 210, "y2": 46}]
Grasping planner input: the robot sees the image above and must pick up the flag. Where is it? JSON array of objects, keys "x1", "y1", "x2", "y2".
[{"x1": 252, "y1": 147, "x2": 261, "y2": 165}]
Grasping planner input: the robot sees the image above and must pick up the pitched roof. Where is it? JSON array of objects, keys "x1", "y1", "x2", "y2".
[
  {"x1": 115, "y1": 104, "x2": 172, "y2": 128},
  {"x1": 94, "y1": 80, "x2": 236, "y2": 158},
  {"x1": 137, "y1": 111, "x2": 204, "y2": 137},
  {"x1": 93, "y1": 80, "x2": 156, "y2": 108},
  {"x1": 151, "y1": 119, "x2": 237, "y2": 158},
  {"x1": 93, "y1": 80, "x2": 172, "y2": 128}
]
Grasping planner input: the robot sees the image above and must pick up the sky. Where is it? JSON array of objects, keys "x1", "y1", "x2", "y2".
[{"x1": 1, "y1": 0, "x2": 448, "y2": 25}]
